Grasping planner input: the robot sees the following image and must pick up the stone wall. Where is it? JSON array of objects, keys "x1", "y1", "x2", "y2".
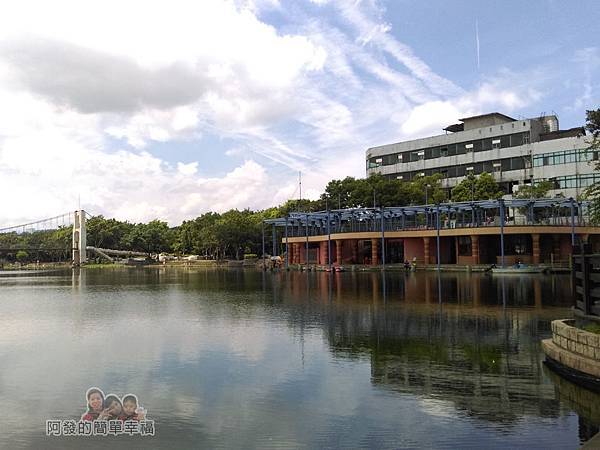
[{"x1": 542, "y1": 319, "x2": 600, "y2": 378}]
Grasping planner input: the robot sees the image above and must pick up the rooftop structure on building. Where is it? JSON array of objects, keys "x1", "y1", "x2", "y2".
[{"x1": 366, "y1": 112, "x2": 592, "y2": 198}]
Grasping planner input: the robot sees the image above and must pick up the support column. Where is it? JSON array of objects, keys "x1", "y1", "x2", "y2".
[
  {"x1": 532, "y1": 233, "x2": 540, "y2": 265},
  {"x1": 299, "y1": 244, "x2": 306, "y2": 264},
  {"x1": 423, "y1": 237, "x2": 430, "y2": 265},
  {"x1": 471, "y1": 235, "x2": 480, "y2": 265},
  {"x1": 336, "y1": 240, "x2": 343, "y2": 265},
  {"x1": 72, "y1": 209, "x2": 87, "y2": 266},
  {"x1": 351, "y1": 239, "x2": 358, "y2": 264},
  {"x1": 371, "y1": 238, "x2": 379, "y2": 265},
  {"x1": 320, "y1": 241, "x2": 328, "y2": 266},
  {"x1": 288, "y1": 243, "x2": 294, "y2": 265}
]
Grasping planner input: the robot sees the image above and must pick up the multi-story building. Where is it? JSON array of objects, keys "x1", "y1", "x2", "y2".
[{"x1": 366, "y1": 112, "x2": 594, "y2": 199}]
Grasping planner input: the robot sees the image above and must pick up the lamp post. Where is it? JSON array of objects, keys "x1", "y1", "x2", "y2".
[
  {"x1": 466, "y1": 167, "x2": 474, "y2": 201},
  {"x1": 425, "y1": 183, "x2": 431, "y2": 228}
]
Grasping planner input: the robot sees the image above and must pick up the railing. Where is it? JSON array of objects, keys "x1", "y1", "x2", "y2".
[
  {"x1": 573, "y1": 249, "x2": 600, "y2": 317},
  {"x1": 284, "y1": 216, "x2": 586, "y2": 238}
]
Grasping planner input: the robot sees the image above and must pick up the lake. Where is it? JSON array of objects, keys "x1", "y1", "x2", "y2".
[{"x1": 0, "y1": 268, "x2": 598, "y2": 449}]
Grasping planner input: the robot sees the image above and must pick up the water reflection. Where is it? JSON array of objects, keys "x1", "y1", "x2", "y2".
[
  {"x1": 544, "y1": 366, "x2": 600, "y2": 442},
  {"x1": 0, "y1": 268, "x2": 595, "y2": 449},
  {"x1": 278, "y1": 270, "x2": 570, "y2": 309}
]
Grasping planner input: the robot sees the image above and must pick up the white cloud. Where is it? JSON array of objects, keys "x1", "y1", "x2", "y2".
[
  {"x1": 177, "y1": 161, "x2": 199, "y2": 176},
  {"x1": 401, "y1": 101, "x2": 461, "y2": 137},
  {"x1": 0, "y1": 0, "x2": 568, "y2": 226},
  {"x1": 0, "y1": 0, "x2": 327, "y2": 149}
]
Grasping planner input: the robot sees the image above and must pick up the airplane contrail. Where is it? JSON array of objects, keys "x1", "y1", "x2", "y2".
[{"x1": 476, "y1": 19, "x2": 480, "y2": 71}]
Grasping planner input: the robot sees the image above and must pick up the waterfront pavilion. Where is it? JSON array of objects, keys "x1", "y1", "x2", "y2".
[{"x1": 263, "y1": 198, "x2": 600, "y2": 269}]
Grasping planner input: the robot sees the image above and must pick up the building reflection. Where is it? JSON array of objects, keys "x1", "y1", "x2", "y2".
[{"x1": 276, "y1": 270, "x2": 596, "y2": 435}]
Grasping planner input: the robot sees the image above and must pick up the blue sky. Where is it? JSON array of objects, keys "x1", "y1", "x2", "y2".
[{"x1": 0, "y1": 0, "x2": 598, "y2": 225}]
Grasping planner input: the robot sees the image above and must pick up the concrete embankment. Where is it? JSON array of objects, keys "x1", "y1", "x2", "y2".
[{"x1": 542, "y1": 319, "x2": 600, "y2": 386}]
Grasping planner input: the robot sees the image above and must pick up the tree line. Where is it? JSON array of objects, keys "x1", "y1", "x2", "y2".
[{"x1": 0, "y1": 172, "x2": 550, "y2": 262}]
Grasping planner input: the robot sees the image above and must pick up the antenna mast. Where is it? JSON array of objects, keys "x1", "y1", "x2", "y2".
[{"x1": 299, "y1": 171, "x2": 302, "y2": 202}]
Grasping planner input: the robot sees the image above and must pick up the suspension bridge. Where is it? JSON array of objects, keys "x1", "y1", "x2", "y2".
[{"x1": 0, "y1": 210, "x2": 146, "y2": 266}]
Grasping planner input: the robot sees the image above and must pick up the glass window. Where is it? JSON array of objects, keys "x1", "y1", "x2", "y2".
[
  {"x1": 511, "y1": 133, "x2": 523, "y2": 146},
  {"x1": 501, "y1": 159, "x2": 511, "y2": 171},
  {"x1": 458, "y1": 237, "x2": 472, "y2": 256},
  {"x1": 555, "y1": 154, "x2": 563, "y2": 165},
  {"x1": 514, "y1": 158, "x2": 526, "y2": 170},
  {"x1": 580, "y1": 175, "x2": 594, "y2": 187},
  {"x1": 456, "y1": 143, "x2": 466, "y2": 155},
  {"x1": 386, "y1": 154, "x2": 400, "y2": 165},
  {"x1": 565, "y1": 150, "x2": 576, "y2": 163},
  {"x1": 482, "y1": 138, "x2": 492, "y2": 151},
  {"x1": 523, "y1": 132, "x2": 530, "y2": 144},
  {"x1": 431, "y1": 147, "x2": 440, "y2": 158},
  {"x1": 533, "y1": 156, "x2": 543, "y2": 167},
  {"x1": 501, "y1": 135, "x2": 510, "y2": 148},
  {"x1": 473, "y1": 140, "x2": 483, "y2": 152},
  {"x1": 440, "y1": 147, "x2": 448, "y2": 157}
]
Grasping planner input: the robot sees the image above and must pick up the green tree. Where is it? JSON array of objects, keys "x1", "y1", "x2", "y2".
[
  {"x1": 123, "y1": 220, "x2": 172, "y2": 254},
  {"x1": 15, "y1": 250, "x2": 28, "y2": 263},
  {"x1": 173, "y1": 212, "x2": 221, "y2": 257},
  {"x1": 87, "y1": 216, "x2": 135, "y2": 249},
  {"x1": 321, "y1": 176, "x2": 360, "y2": 208},
  {"x1": 215, "y1": 209, "x2": 261, "y2": 260},
  {"x1": 513, "y1": 180, "x2": 554, "y2": 199},
  {"x1": 405, "y1": 174, "x2": 446, "y2": 205},
  {"x1": 276, "y1": 199, "x2": 323, "y2": 215},
  {"x1": 451, "y1": 172, "x2": 504, "y2": 201},
  {"x1": 584, "y1": 108, "x2": 600, "y2": 223}
]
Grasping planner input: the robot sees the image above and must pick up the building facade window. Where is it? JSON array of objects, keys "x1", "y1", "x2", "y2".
[
  {"x1": 532, "y1": 148, "x2": 594, "y2": 167},
  {"x1": 367, "y1": 131, "x2": 533, "y2": 168}
]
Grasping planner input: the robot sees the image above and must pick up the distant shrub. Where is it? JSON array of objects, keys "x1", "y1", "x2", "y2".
[
  {"x1": 243, "y1": 254, "x2": 258, "y2": 259},
  {"x1": 16, "y1": 250, "x2": 28, "y2": 262}
]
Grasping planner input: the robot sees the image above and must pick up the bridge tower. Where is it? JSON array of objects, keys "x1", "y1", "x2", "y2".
[{"x1": 72, "y1": 210, "x2": 87, "y2": 266}]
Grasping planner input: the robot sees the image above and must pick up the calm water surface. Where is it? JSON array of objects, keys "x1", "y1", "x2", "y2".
[{"x1": 0, "y1": 268, "x2": 598, "y2": 449}]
